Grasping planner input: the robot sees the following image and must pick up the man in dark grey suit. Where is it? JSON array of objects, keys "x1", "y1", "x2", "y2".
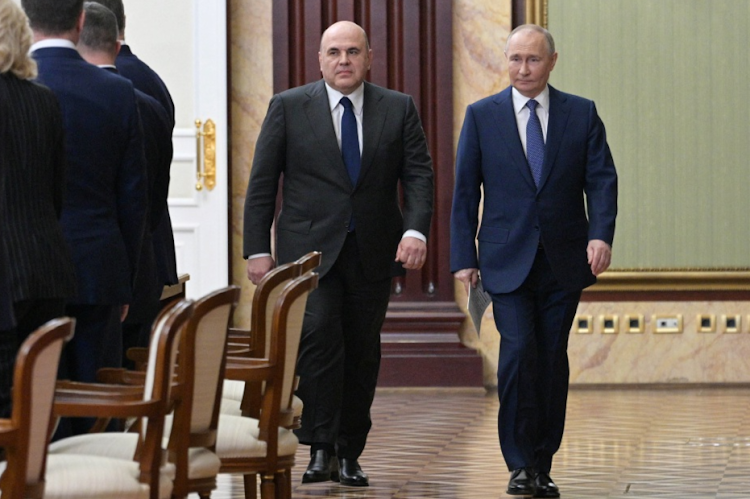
[
  {"x1": 23, "y1": 0, "x2": 147, "y2": 435},
  {"x1": 243, "y1": 21, "x2": 434, "y2": 487},
  {"x1": 0, "y1": 0, "x2": 77, "y2": 418}
]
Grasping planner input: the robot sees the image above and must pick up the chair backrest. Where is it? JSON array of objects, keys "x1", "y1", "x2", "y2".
[
  {"x1": 252, "y1": 252, "x2": 321, "y2": 359},
  {"x1": 258, "y1": 272, "x2": 318, "y2": 444},
  {"x1": 0, "y1": 317, "x2": 74, "y2": 499},
  {"x1": 295, "y1": 251, "x2": 322, "y2": 276},
  {"x1": 138, "y1": 299, "x2": 194, "y2": 485},
  {"x1": 167, "y1": 286, "x2": 240, "y2": 473},
  {"x1": 252, "y1": 262, "x2": 298, "y2": 359}
]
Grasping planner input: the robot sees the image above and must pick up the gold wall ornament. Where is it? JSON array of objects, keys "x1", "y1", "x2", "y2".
[
  {"x1": 195, "y1": 118, "x2": 217, "y2": 191},
  {"x1": 525, "y1": 0, "x2": 548, "y2": 28}
]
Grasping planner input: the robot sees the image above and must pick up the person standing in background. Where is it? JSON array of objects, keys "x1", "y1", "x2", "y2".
[
  {"x1": 95, "y1": 0, "x2": 178, "y2": 354},
  {"x1": 0, "y1": 0, "x2": 77, "y2": 418},
  {"x1": 451, "y1": 24, "x2": 617, "y2": 498},
  {"x1": 22, "y1": 0, "x2": 147, "y2": 435},
  {"x1": 243, "y1": 20, "x2": 434, "y2": 487},
  {"x1": 79, "y1": 1, "x2": 174, "y2": 363}
]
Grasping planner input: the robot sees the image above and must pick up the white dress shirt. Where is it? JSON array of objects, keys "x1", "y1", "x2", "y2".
[{"x1": 512, "y1": 86, "x2": 550, "y2": 160}]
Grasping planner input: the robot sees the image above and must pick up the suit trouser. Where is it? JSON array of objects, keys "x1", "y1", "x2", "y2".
[
  {"x1": 491, "y1": 247, "x2": 581, "y2": 473},
  {"x1": 294, "y1": 232, "x2": 392, "y2": 459},
  {"x1": 56, "y1": 303, "x2": 122, "y2": 437},
  {"x1": 0, "y1": 298, "x2": 66, "y2": 418}
]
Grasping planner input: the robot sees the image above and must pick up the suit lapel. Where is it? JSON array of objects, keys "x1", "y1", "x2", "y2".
[
  {"x1": 492, "y1": 89, "x2": 536, "y2": 189},
  {"x1": 303, "y1": 80, "x2": 352, "y2": 189},
  {"x1": 359, "y1": 82, "x2": 386, "y2": 189},
  {"x1": 537, "y1": 85, "x2": 571, "y2": 191}
]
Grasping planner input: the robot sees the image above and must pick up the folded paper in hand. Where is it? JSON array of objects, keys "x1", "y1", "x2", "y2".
[{"x1": 467, "y1": 277, "x2": 492, "y2": 335}]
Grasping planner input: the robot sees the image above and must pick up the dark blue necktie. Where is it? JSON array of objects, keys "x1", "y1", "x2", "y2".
[
  {"x1": 340, "y1": 97, "x2": 361, "y2": 187},
  {"x1": 526, "y1": 99, "x2": 545, "y2": 186}
]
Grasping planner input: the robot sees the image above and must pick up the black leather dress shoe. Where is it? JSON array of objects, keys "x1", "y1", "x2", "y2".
[
  {"x1": 338, "y1": 458, "x2": 369, "y2": 486},
  {"x1": 533, "y1": 471, "x2": 560, "y2": 498},
  {"x1": 507, "y1": 468, "x2": 534, "y2": 496},
  {"x1": 301, "y1": 450, "x2": 340, "y2": 483}
]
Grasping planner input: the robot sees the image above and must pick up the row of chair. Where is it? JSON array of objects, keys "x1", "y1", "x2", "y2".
[{"x1": 0, "y1": 251, "x2": 322, "y2": 499}]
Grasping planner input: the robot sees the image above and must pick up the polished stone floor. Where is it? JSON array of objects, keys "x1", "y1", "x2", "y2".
[{"x1": 203, "y1": 387, "x2": 750, "y2": 498}]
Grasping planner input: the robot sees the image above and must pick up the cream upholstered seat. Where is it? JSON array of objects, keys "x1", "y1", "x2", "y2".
[
  {"x1": 218, "y1": 272, "x2": 318, "y2": 499},
  {"x1": 48, "y1": 287, "x2": 240, "y2": 499},
  {"x1": 0, "y1": 318, "x2": 74, "y2": 498},
  {"x1": 46, "y1": 299, "x2": 192, "y2": 499}
]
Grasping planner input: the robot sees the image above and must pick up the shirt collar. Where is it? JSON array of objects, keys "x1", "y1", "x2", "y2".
[
  {"x1": 325, "y1": 82, "x2": 365, "y2": 114},
  {"x1": 512, "y1": 86, "x2": 550, "y2": 115},
  {"x1": 30, "y1": 39, "x2": 77, "y2": 52}
]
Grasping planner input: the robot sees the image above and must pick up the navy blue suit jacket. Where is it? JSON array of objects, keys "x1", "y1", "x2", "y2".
[
  {"x1": 116, "y1": 44, "x2": 178, "y2": 285},
  {"x1": 450, "y1": 85, "x2": 617, "y2": 294},
  {"x1": 33, "y1": 47, "x2": 147, "y2": 305}
]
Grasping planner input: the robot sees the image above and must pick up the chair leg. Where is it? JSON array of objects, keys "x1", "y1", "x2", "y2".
[
  {"x1": 285, "y1": 469, "x2": 293, "y2": 499},
  {"x1": 274, "y1": 471, "x2": 286, "y2": 499},
  {"x1": 243, "y1": 474, "x2": 258, "y2": 499},
  {"x1": 259, "y1": 474, "x2": 275, "y2": 499}
]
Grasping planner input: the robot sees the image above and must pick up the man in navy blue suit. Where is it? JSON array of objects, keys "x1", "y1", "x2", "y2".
[
  {"x1": 95, "y1": 0, "x2": 179, "y2": 301},
  {"x1": 78, "y1": 1, "x2": 174, "y2": 365},
  {"x1": 451, "y1": 24, "x2": 617, "y2": 498},
  {"x1": 22, "y1": 0, "x2": 147, "y2": 434}
]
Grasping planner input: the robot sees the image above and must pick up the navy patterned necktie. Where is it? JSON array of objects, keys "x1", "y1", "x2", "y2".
[
  {"x1": 340, "y1": 97, "x2": 361, "y2": 187},
  {"x1": 526, "y1": 99, "x2": 545, "y2": 186}
]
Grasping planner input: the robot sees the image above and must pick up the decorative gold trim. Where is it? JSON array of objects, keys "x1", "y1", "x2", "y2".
[
  {"x1": 526, "y1": 0, "x2": 548, "y2": 28},
  {"x1": 202, "y1": 119, "x2": 217, "y2": 191},
  {"x1": 589, "y1": 270, "x2": 750, "y2": 292},
  {"x1": 194, "y1": 118, "x2": 217, "y2": 191}
]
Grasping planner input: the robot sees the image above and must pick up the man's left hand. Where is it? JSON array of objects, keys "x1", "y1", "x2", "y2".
[
  {"x1": 395, "y1": 237, "x2": 427, "y2": 270},
  {"x1": 587, "y1": 239, "x2": 612, "y2": 276}
]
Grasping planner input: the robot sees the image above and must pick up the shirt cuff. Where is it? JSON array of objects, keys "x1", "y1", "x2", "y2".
[
  {"x1": 246, "y1": 253, "x2": 272, "y2": 260},
  {"x1": 402, "y1": 230, "x2": 426, "y2": 243}
]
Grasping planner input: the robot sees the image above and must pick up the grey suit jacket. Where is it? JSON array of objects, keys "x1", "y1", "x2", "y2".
[{"x1": 243, "y1": 80, "x2": 434, "y2": 281}]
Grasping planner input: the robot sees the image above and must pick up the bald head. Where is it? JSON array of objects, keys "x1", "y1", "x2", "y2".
[
  {"x1": 320, "y1": 21, "x2": 369, "y2": 52},
  {"x1": 318, "y1": 21, "x2": 372, "y2": 95}
]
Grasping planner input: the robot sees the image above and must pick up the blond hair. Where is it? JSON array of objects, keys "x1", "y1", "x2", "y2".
[{"x1": 0, "y1": 0, "x2": 38, "y2": 79}]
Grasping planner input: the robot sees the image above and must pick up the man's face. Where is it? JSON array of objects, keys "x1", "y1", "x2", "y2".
[
  {"x1": 505, "y1": 29, "x2": 557, "y2": 98},
  {"x1": 318, "y1": 22, "x2": 372, "y2": 95}
]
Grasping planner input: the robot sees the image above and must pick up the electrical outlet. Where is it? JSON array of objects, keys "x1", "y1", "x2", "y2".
[
  {"x1": 600, "y1": 315, "x2": 618, "y2": 334},
  {"x1": 654, "y1": 314, "x2": 683, "y2": 334},
  {"x1": 697, "y1": 314, "x2": 715, "y2": 333},
  {"x1": 574, "y1": 315, "x2": 593, "y2": 334},
  {"x1": 625, "y1": 314, "x2": 644, "y2": 334},
  {"x1": 722, "y1": 314, "x2": 741, "y2": 334}
]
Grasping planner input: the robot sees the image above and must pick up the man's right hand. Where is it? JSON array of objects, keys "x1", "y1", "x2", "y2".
[
  {"x1": 454, "y1": 268, "x2": 479, "y2": 294},
  {"x1": 246, "y1": 256, "x2": 275, "y2": 285}
]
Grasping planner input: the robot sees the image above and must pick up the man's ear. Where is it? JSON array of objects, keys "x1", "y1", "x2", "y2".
[
  {"x1": 76, "y1": 10, "x2": 86, "y2": 34},
  {"x1": 115, "y1": 40, "x2": 122, "y2": 56}
]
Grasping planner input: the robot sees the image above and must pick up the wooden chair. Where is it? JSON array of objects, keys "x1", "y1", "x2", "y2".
[
  {"x1": 46, "y1": 299, "x2": 193, "y2": 499},
  {"x1": 216, "y1": 271, "x2": 319, "y2": 499},
  {"x1": 49, "y1": 287, "x2": 241, "y2": 499},
  {"x1": 222, "y1": 251, "x2": 321, "y2": 429},
  {"x1": 0, "y1": 317, "x2": 74, "y2": 499}
]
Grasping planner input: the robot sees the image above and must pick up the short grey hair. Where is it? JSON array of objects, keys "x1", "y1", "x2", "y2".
[{"x1": 504, "y1": 24, "x2": 556, "y2": 55}]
